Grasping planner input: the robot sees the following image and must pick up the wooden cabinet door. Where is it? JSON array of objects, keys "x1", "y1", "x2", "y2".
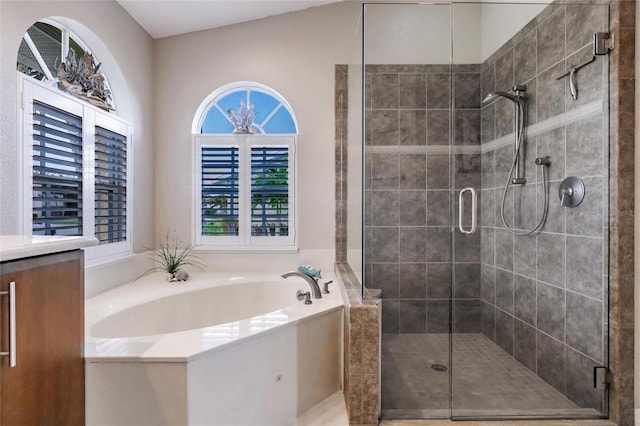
[{"x1": 0, "y1": 250, "x2": 84, "y2": 426}]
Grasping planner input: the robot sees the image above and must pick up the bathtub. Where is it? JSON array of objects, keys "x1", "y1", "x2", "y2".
[{"x1": 85, "y1": 272, "x2": 345, "y2": 426}]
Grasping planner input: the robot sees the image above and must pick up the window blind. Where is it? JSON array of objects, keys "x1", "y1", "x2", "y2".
[
  {"x1": 250, "y1": 146, "x2": 289, "y2": 237},
  {"x1": 32, "y1": 100, "x2": 83, "y2": 236},
  {"x1": 201, "y1": 146, "x2": 240, "y2": 236},
  {"x1": 95, "y1": 126, "x2": 127, "y2": 244}
]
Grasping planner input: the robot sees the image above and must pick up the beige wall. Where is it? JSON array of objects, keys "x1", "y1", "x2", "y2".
[
  {"x1": 153, "y1": 2, "x2": 362, "y2": 253},
  {"x1": 363, "y1": 2, "x2": 547, "y2": 64},
  {"x1": 478, "y1": 2, "x2": 547, "y2": 60},
  {"x1": 0, "y1": 1, "x2": 155, "y2": 292}
]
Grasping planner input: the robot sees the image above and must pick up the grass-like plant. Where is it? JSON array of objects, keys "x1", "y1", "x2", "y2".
[{"x1": 142, "y1": 231, "x2": 205, "y2": 281}]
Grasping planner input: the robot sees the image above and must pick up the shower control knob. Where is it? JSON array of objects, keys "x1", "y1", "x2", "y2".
[
  {"x1": 559, "y1": 176, "x2": 585, "y2": 208},
  {"x1": 535, "y1": 156, "x2": 551, "y2": 166}
]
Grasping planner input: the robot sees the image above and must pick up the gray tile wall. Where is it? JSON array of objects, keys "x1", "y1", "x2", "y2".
[
  {"x1": 479, "y1": 3, "x2": 609, "y2": 413},
  {"x1": 363, "y1": 64, "x2": 482, "y2": 335}
]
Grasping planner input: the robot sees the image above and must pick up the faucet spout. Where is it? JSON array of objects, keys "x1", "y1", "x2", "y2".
[{"x1": 281, "y1": 271, "x2": 322, "y2": 299}]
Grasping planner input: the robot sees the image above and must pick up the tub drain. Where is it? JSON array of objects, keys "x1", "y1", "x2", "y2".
[{"x1": 431, "y1": 363, "x2": 448, "y2": 372}]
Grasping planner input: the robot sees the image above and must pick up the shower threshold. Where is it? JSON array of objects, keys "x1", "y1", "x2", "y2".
[{"x1": 381, "y1": 408, "x2": 603, "y2": 420}]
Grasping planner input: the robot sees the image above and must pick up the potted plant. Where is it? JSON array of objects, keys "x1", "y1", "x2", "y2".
[{"x1": 143, "y1": 231, "x2": 204, "y2": 282}]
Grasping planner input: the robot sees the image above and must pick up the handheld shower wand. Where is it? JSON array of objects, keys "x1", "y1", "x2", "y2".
[
  {"x1": 482, "y1": 85, "x2": 551, "y2": 236},
  {"x1": 482, "y1": 85, "x2": 528, "y2": 185}
]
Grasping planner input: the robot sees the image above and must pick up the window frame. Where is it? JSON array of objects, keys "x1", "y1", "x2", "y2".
[
  {"x1": 193, "y1": 134, "x2": 296, "y2": 249},
  {"x1": 192, "y1": 81, "x2": 298, "y2": 135},
  {"x1": 18, "y1": 18, "x2": 116, "y2": 111},
  {"x1": 20, "y1": 73, "x2": 132, "y2": 261},
  {"x1": 192, "y1": 82, "x2": 299, "y2": 251}
]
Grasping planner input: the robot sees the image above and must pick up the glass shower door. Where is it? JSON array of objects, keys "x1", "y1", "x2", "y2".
[
  {"x1": 450, "y1": 2, "x2": 610, "y2": 419},
  {"x1": 364, "y1": 1, "x2": 610, "y2": 421},
  {"x1": 362, "y1": 3, "x2": 454, "y2": 419}
]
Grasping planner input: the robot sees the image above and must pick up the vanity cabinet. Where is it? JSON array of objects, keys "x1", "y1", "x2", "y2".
[{"x1": 0, "y1": 250, "x2": 84, "y2": 425}]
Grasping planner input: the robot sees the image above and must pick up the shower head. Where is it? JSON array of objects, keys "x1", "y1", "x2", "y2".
[
  {"x1": 481, "y1": 85, "x2": 527, "y2": 107},
  {"x1": 481, "y1": 91, "x2": 521, "y2": 106}
]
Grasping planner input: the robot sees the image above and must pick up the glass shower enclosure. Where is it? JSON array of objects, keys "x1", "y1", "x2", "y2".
[{"x1": 362, "y1": 1, "x2": 610, "y2": 420}]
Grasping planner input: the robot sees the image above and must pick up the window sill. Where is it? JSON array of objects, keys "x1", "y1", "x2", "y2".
[{"x1": 192, "y1": 246, "x2": 299, "y2": 254}]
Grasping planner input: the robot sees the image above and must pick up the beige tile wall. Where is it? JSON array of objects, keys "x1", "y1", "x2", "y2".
[{"x1": 606, "y1": 1, "x2": 635, "y2": 424}]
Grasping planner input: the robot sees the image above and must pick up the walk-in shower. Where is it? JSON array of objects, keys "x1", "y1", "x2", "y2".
[{"x1": 361, "y1": 1, "x2": 611, "y2": 421}]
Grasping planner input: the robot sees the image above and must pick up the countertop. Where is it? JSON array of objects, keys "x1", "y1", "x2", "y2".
[{"x1": 0, "y1": 235, "x2": 98, "y2": 262}]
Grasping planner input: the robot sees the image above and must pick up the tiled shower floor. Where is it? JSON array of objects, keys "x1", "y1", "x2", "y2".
[{"x1": 382, "y1": 333, "x2": 602, "y2": 420}]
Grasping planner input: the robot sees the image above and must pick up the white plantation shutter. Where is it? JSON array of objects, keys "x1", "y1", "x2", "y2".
[
  {"x1": 32, "y1": 100, "x2": 83, "y2": 236},
  {"x1": 94, "y1": 126, "x2": 127, "y2": 244},
  {"x1": 201, "y1": 146, "x2": 240, "y2": 237},
  {"x1": 250, "y1": 146, "x2": 289, "y2": 237}
]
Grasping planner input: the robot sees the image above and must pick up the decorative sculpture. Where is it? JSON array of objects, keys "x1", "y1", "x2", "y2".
[
  {"x1": 228, "y1": 99, "x2": 255, "y2": 133},
  {"x1": 57, "y1": 50, "x2": 115, "y2": 111}
]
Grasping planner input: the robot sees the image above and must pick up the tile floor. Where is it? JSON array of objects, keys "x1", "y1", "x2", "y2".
[{"x1": 382, "y1": 333, "x2": 603, "y2": 420}]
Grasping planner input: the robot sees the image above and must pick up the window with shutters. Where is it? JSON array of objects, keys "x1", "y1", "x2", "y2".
[
  {"x1": 201, "y1": 146, "x2": 240, "y2": 238},
  {"x1": 193, "y1": 82, "x2": 297, "y2": 248},
  {"x1": 94, "y1": 126, "x2": 127, "y2": 245},
  {"x1": 21, "y1": 74, "x2": 131, "y2": 260},
  {"x1": 32, "y1": 101, "x2": 84, "y2": 237}
]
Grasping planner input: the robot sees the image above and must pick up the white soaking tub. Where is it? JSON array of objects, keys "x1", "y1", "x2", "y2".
[{"x1": 85, "y1": 272, "x2": 345, "y2": 426}]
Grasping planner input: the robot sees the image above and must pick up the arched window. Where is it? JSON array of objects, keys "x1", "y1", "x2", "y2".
[
  {"x1": 193, "y1": 82, "x2": 298, "y2": 248},
  {"x1": 17, "y1": 19, "x2": 115, "y2": 112},
  {"x1": 18, "y1": 20, "x2": 130, "y2": 261},
  {"x1": 196, "y1": 82, "x2": 297, "y2": 134}
]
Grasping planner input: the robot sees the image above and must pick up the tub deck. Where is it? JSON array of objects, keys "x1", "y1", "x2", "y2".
[{"x1": 85, "y1": 271, "x2": 344, "y2": 362}]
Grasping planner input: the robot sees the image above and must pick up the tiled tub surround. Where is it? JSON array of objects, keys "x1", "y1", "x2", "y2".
[
  {"x1": 337, "y1": 262, "x2": 382, "y2": 425},
  {"x1": 479, "y1": 2, "x2": 609, "y2": 414},
  {"x1": 336, "y1": 64, "x2": 348, "y2": 263},
  {"x1": 363, "y1": 1, "x2": 614, "y2": 419},
  {"x1": 364, "y1": 64, "x2": 483, "y2": 336},
  {"x1": 336, "y1": 65, "x2": 382, "y2": 426}
]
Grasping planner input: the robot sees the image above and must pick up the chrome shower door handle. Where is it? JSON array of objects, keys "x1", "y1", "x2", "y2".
[
  {"x1": 0, "y1": 281, "x2": 17, "y2": 367},
  {"x1": 458, "y1": 187, "x2": 477, "y2": 235}
]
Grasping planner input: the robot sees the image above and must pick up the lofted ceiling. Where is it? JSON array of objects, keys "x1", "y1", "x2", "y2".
[{"x1": 116, "y1": 0, "x2": 344, "y2": 39}]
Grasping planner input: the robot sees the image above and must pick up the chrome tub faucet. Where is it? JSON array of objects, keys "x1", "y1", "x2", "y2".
[{"x1": 281, "y1": 271, "x2": 322, "y2": 299}]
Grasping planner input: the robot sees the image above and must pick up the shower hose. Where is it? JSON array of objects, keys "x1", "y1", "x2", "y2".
[{"x1": 500, "y1": 102, "x2": 551, "y2": 236}]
